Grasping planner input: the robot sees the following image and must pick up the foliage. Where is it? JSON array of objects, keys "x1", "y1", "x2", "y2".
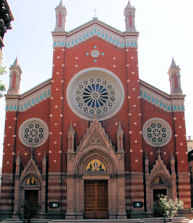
[
  {"x1": 0, "y1": 65, "x2": 6, "y2": 75},
  {"x1": 153, "y1": 195, "x2": 184, "y2": 218},
  {"x1": 0, "y1": 64, "x2": 6, "y2": 96}
]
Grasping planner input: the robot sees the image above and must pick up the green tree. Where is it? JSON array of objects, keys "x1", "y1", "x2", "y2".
[
  {"x1": 153, "y1": 195, "x2": 184, "y2": 219},
  {"x1": 0, "y1": 64, "x2": 6, "y2": 97}
]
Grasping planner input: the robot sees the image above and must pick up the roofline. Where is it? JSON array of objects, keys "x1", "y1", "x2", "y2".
[
  {"x1": 139, "y1": 79, "x2": 185, "y2": 100},
  {"x1": 52, "y1": 18, "x2": 139, "y2": 38},
  {"x1": 6, "y1": 78, "x2": 51, "y2": 100}
]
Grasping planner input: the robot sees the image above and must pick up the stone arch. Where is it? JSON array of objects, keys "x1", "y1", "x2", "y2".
[
  {"x1": 146, "y1": 154, "x2": 176, "y2": 211},
  {"x1": 22, "y1": 174, "x2": 40, "y2": 187},
  {"x1": 73, "y1": 146, "x2": 118, "y2": 176},
  {"x1": 13, "y1": 158, "x2": 44, "y2": 217},
  {"x1": 66, "y1": 121, "x2": 126, "y2": 219}
]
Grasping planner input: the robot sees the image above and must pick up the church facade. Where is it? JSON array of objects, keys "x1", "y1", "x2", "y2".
[{"x1": 0, "y1": 1, "x2": 191, "y2": 219}]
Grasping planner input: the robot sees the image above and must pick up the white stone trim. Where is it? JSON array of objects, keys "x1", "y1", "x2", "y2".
[
  {"x1": 66, "y1": 67, "x2": 125, "y2": 121},
  {"x1": 140, "y1": 85, "x2": 184, "y2": 113},
  {"x1": 19, "y1": 118, "x2": 49, "y2": 148},
  {"x1": 53, "y1": 23, "x2": 137, "y2": 49},
  {"x1": 6, "y1": 85, "x2": 51, "y2": 112},
  {"x1": 143, "y1": 118, "x2": 172, "y2": 148}
]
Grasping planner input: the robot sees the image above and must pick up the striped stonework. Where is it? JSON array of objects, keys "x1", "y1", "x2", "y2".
[
  {"x1": 53, "y1": 21, "x2": 138, "y2": 49},
  {"x1": 0, "y1": 174, "x2": 14, "y2": 211},
  {"x1": 140, "y1": 81, "x2": 185, "y2": 113},
  {"x1": 6, "y1": 80, "x2": 51, "y2": 112}
]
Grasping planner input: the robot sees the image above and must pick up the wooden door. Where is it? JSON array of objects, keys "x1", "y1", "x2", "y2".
[
  {"x1": 84, "y1": 180, "x2": 108, "y2": 219},
  {"x1": 24, "y1": 190, "x2": 39, "y2": 218}
]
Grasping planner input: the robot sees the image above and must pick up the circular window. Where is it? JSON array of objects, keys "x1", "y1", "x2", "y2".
[
  {"x1": 66, "y1": 68, "x2": 125, "y2": 120},
  {"x1": 91, "y1": 50, "x2": 100, "y2": 58},
  {"x1": 143, "y1": 118, "x2": 172, "y2": 147},
  {"x1": 19, "y1": 118, "x2": 49, "y2": 148}
]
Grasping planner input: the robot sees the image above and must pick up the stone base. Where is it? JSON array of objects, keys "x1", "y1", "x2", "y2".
[
  {"x1": 128, "y1": 210, "x2": 148, "y2": 219},
  {"x1": 65, "y1": 213, "x2": 83, "y2": 220}
]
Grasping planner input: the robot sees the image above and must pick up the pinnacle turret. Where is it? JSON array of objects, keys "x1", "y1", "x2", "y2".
[
  {"x1": 8, "y1": 58, "x2": 22, "y2": 95},
  {"x1": 170, "y1": 58, "x2": 177, "y2": 68},
  {"x1": 54, "y1": 0, "x2": 67, "y2": 32},
  {"x1": 168, "y1": 58, "x2": 182, "y2": 95},
  {"x1": 124, "y1": 0, "x2": 136, "y2": 32}
]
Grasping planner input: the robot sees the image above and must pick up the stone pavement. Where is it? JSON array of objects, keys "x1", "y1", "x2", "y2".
[{"x1": 0, "y1": 217, "x2": 191, "y2": 223}]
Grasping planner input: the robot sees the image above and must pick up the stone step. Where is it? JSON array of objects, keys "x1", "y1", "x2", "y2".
[
  {"x1": 49, "y1": 217, "x2": 190, "y2": 223},
  {"x1": 1, "y1": 219, "x2": 48, "y2": 223},
  {"x1": 1, "y1": 217, "x2": 190, "y2": 223}
]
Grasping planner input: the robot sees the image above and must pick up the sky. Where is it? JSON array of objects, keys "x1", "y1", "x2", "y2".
[{"x1": 0, "y1": 0, "x2": 193, "y2": 168}]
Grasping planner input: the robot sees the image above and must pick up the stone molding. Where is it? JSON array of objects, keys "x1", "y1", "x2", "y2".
[
  {"x1": 66, "y1": 67, "x2": 125, "y2": 121},
  {"x1": 142, "y1": 118, "x2": 172, "y2": 148},
  {"x1": 140, "y1": 81, "x2": 185, "y2": 112},
  {"x1": 77, "y1": 120, "x2": 114, "y2": 152},
  {"x1": 6, "y1": 81, "x2": 51, "y2": 112},
  {"x1": 145, "y1": 154, "x2": 177, "y2": 211},
  {"x1": 53, "y1": 22, "x2": 138, "y2": 49},
  {"x1": 18, "y1": 118, "x2": 49, "y2": 148},
  {"x1": 66, "y1": 120, "x2": 126, "y2": 219}
]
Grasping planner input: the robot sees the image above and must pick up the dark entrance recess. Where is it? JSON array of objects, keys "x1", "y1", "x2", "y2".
[
  {"x1": 24, "y1": 190, "x2": 39, "y2": 219},
  {"x1": 153, "y1": 189, "x2": 167, "y2": 202},
  {"x1": 84, "y1": 180, "x2": 108, "y2": 219}
]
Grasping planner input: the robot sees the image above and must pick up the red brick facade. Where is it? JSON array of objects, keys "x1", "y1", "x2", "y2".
[{"x1": 0, "y1": 1, "x2": 191, "y2": 219}]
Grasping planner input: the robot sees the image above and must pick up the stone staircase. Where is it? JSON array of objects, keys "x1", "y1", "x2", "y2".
[{"x1": 0, "y1": 218, "x2": 190, "y2": 223}]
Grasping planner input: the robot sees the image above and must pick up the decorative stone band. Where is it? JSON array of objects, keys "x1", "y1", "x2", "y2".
[
  {"x1": 53, "y1": 24, "x2": 137, "y2": 49},
  {"x1": 6, "y1": 86, "x2": 51, "y2": 112},
  {"x1": 140, "y1": 86, "x2": 184, "y2": 113}
]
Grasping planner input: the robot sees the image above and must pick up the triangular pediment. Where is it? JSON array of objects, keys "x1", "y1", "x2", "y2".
[
  {"x1": 53, "y1": 19, "x2": 138, "y2": 49},
  {"x1": 68, "y1": 19, "x2": 124, "y2": 36},
  {"x1": 150, "y1": 154, "x2": 171, "y2": 181},
  {"x1": 20, "y1": 158, "x2": 42, "y2": 182},
  {"x1": 78, "y1": 120, "x2": 114, "y2": 152}
]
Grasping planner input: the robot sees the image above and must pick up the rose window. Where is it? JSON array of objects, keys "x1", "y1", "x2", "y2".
[
  {"x1": 75, "y1": 79, "x2": 116, "y2": 116},
  {"x1": 19, "y1": 118, "x2": 49, "y2": 148},
  {"x1": 143, "y1": 118, "x2": 172, "y2": 147},
  {"x1": 67, "y1": 68, "x2": 124, "y2": 120}
]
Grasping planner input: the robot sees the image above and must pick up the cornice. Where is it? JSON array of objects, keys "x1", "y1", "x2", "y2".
[
  {"x1": 52, "y1": 19, "x2": 138, "y2": 49},
  {"x1": 6, "y1": 79, "x2": 51, "y2": 112},
  {"x1": 139, "y1": 79, "x2": 185, "y2": 113}
]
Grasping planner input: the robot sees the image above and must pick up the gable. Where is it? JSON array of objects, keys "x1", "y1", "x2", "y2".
[
  {"x1": 78, "y1": 120, "x2": 114, "y2": 152},
  {"x1": 6, "y1": 79, "x2": 51, "y2": 112},
  {"x1": 140, "y1": 80, "x2": 185, "y2": 113},
  {"x1": 53, "y1": 21, "x2": 138, "y2": 49}
]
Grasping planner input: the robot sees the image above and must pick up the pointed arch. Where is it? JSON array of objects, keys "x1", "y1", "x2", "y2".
[
  {"x1": 66, "y1": 120, "x2": 126, "y2": 219},
  {"x1": 20, "y1": 159, "x2": 42, "y2": 184},
  {"x1": 146, "y1": 154, "x2": 177, "y2": 212}
]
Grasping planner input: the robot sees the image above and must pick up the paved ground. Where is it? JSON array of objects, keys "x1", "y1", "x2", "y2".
[{"x1": 0, "y1": 217, "x2": 191, "y2": 223}]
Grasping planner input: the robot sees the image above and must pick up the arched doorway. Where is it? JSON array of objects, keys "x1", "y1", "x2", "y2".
[
  {"x1": 66, "y1": 120, "x2": 126, "y2": 219},
  {"x1": 21, "y1": 175, "x2": 41, "y2": 218},
  {"x1": 66, "y1": 147, "x2": 126, "y2": 219},
  {"x1": 84, "y1": 159, "x2": 108, "y2": 218}
]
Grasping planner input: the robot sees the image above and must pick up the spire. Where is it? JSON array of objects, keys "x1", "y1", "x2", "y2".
[
  {"x1": 117, "y1": 122, "x2": 124, "y2": 135},
  {"x1": 124, "y1": 0, "x2": 136, "y2": 32},
  {"x1": 54, "y1": 0, "x2": 67, "y2": 32},
  {"x1": 126, "y1": 0, "x2": 131, "y2": 8},
  {"x1": 12, "y1": 57, "x2": 19, "y2": 67},
  {"x1": 8, "y1": 57, "x2": 22, "y2": 95},
  {"x1": 170, "y1": 58, "x2": 177, "y2": 68},
  {"x1": 168, "y1": 58, "x2": 182, "y2": 95},
  {"x1": 68, "y1": 123, "x2": 75, "y2": 153},
  {"x1": 59, "y1": 0, "x2": 63, "y2": 7},
  {"x1": 117, "y1": 122, "x2": 124, "y2": 153},
  {"x1": 68, "y1": 122, "x2": 75, "y2": 136}
]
